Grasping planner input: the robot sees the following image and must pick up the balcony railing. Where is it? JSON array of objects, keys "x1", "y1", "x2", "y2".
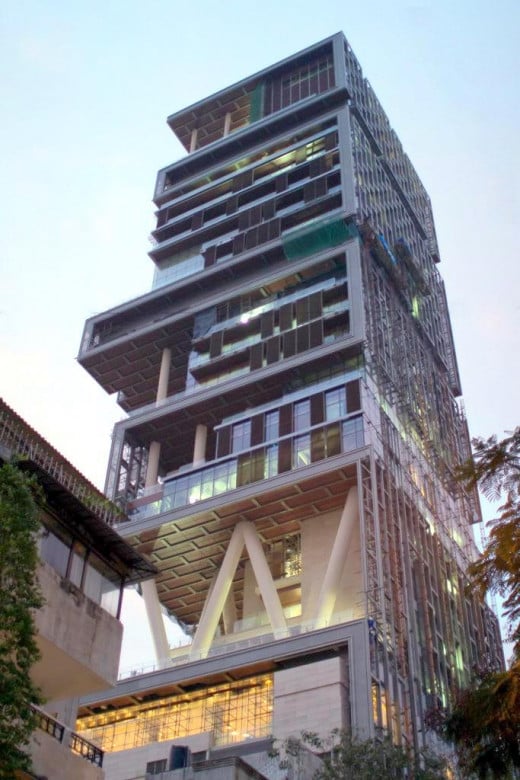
[{"x1": 32, "y1": 705, "x2": 104, "y2": 767}]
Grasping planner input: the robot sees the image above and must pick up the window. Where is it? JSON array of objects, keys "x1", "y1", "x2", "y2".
[
  {"x1": 325, "y1": 387, "x2": 346, "y2": 420},
  {"x1": 69, "y1": 542, "x2": 87, "y2": 587},
  {"x1": 342, "y1": 416, "x2": 364, "y2": 451},
  {"x1": 264, "y1": 410, "x2": 279, "y2": 442},
  {"x1": 293, "y1": 434, "x2": 311, "y2": 468},
  {"x1": 146, "y1": 759, "x2": 167, "y2": 775},
  {"x1": 232, "y1": 420, "x2": 251, "y2": 452},
  {"x1": 293, "y1": 400, "x2": 310, "y2": 432},
  {"x1": 39, "y1": 528, "x2": 70, "y2": 577},
  {"x1": 264, "y1": 445, "x2": 279, "y2": 478}
]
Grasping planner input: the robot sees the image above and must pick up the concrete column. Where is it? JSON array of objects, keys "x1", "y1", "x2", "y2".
[
  {"x1": 241, "y1": 522, "x2": 287, "y2": 638},
  {"x1": 145, "y1": 441, "x2": 161, "y2": 488},
  {"x1": 193, "y1": 424, "x2": 207, "y2": 466},
  {"x1": 223, "y1": 112, "x2": 231, "y2": 137},
  {"x1": 189, "y1": 128, "x2": 198, "y2": 153},
  {"x1": 141, "y1": 579, "x2": 170, "y2": 668},
  {"x1": 190, "y1": 523, "x2": 245, "y2": 658},
  {"x1": 156, "y1": 347, "x2": 171, "y2": 404},
  {"x1": 222, "y1": 590, "x2": 237, "y2": 635},
  {"x1": 315, "y1": 486, "x2": 359, "y2": 628}
]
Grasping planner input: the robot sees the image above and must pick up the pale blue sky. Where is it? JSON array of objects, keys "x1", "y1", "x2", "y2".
[{"x1": 1, "y1": 1, "x2": 519, "y2": 666}]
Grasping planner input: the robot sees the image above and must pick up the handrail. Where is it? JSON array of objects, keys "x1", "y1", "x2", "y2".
[{"x1": 31, "y1": 705, "x2": 104, "y2": 767}]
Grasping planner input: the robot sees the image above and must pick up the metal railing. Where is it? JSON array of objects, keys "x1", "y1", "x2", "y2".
[{"x1": 32, "y1": 705, "x2": 104, "y2": 767}]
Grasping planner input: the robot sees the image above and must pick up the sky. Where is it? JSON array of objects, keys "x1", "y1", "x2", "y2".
[{"x1": 1, "y1": 0, "x2": 519, "y2": 669}]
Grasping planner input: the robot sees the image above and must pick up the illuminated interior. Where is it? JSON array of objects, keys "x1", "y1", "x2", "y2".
[{"x1": 77, "y1": 675, "x2": 273, "y2": 752}]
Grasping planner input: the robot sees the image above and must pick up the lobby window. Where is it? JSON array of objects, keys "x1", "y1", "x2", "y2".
[{"x1": 232, "y1": 420, "x2": 251, "y2": 453}]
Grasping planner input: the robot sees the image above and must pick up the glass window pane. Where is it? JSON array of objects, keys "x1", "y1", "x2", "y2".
[
  {"x1": 325, "y1": 388, "x2": 346, "y2": 420},
  {"x1": 293, "y1": 400, "x2": 310, "y2": 432},
  {"x1": 264, "y1": 445, "x2": 278, "y2": 478},
  {"x1": 173, "y1": 476, "x2": 189, "y2": 508},
  {"x1": 188, "y1": 474, "x2": 201, "y2": 504},
  {"x1": 342, "y1": 416, "x2": 364, "y2": 452},
  {"x1": 201, "y1": 469, "x2": 214, "y2": 500},
  {"x1": 69, "y1": 545, "x2": 86, "y2": 587},
  {"x1": 264, "y1": 411, "x2": 279, "y2": 442},
  {"x1": 39, "y1": 530, "x2": 70, "y2": 577},
  {"x1": 84, "y1": 563, "x2": 103, "y2": 604},
  {"x1": 293, "y1": 435, "x2": 311, "y2": 468},
  {"x1": 232, "y1": 420, "x2": 251, "y2": 452}
]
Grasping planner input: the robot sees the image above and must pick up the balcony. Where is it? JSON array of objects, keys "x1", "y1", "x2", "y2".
[
  {"x1": 32, "y1": 559, "x2": 123, "y2": 700},
  {"x1": 127, "y1": 415, "x2": 364, "y2": 523},
  {"x1": 27, "y1": 706, "x2": 103, "y2": 780}
]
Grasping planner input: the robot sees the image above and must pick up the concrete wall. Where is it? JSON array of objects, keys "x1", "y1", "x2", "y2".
[
  {"x1": 28, "y1": 729, "x2": 103, "y2": 780},
  {"x1": 33, "y1": 560, "x2": 123, "y2": 700},
  {"x1": 102, "y1": 732, "x2": 212, "y2": 780},
  {"x1": 272, "y1": 656, "x2": 348, "y2": 740}
]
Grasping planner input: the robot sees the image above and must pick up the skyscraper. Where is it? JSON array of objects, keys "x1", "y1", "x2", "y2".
[{"x1": 76, "y1": 33, "x2": 502, "y2": 777}]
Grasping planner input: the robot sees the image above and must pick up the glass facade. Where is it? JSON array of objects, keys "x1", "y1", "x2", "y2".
[{"x1": 77, "y1": 675, "x2": 273, "y2": 752}]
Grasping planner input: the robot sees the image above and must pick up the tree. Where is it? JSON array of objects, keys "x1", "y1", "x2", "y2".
[
  {"x1": 458, "y1": 426, "x2": 520, "y2": 656},
  {"x1": 0, "y1": 463, "x2": 44, "y2": 778},
  {"x1": 426, "y1": 428, "x2": 520, "y2": 778},
  {"x1": 271, "y1": 730, "x2": 447, "y2": 779},
  {"x1": 426, "y1": 662, "x2": 520, "y2": 779}
]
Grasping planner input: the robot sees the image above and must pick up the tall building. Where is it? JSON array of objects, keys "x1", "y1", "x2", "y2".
[
  {"x1": 0, "y1": 399, "x2": 155, "y2": 779},
  {"x1": 76, "y1": 33, "x2": 502, "y2": 778}
]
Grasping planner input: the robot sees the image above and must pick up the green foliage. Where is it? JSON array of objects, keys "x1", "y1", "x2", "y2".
[
  {"x1": 426, "y1": 428, "x2": 520, "y2": 778},
  {"x1": 0, "y1": 463, "x2": 44, "y2": 778},
  {"x1": 458, "y1": 427, "x2": 520, "y2": 656},
  {"x1": 427, "y1": 663, "x2": 520, "y2": 778},
  {"x1": 271, "y1": 730, "x2": 447, "y2": 779}
]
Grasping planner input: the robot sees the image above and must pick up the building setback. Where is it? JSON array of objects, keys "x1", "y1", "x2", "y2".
[{"x1": 76, "y1": 33, "x2": 502, "y2": 778}]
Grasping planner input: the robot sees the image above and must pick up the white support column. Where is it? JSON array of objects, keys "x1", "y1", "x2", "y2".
[
  {"x1": 314, "y1": 486, "x2": 359, "y2": 628},
  {"x1": 222, "y1": 590, "x2": 237, "y2": 635},
  {"x1": 156, "y1": 347, "x2": 171, "y2": 404},
  {"x1": 189, "y1": 128, "x2": 198, "y2": 153},
  {"x1": 223, "y1": 112, "x2": 231, "y2": 137},
  {"x1": 241, "y1": 522, "x2": 288, "y2": 638},
  {"x1": 190, "y1": 523, "x2": 245, "y2": 658},
  {"x1": 141, "y1": 579, "x2": 170, "y2": 668},
  {"x1": 193, "y1": 424, "x2": 207, "y2": 466},
  {"x1": 145, "y1": 441, "x2": 161, "y2": 488}
]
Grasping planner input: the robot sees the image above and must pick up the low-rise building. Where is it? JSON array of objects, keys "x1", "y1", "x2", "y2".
[{"x1": 0, "y1": 399, "x2": 156, "y2": 780}]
